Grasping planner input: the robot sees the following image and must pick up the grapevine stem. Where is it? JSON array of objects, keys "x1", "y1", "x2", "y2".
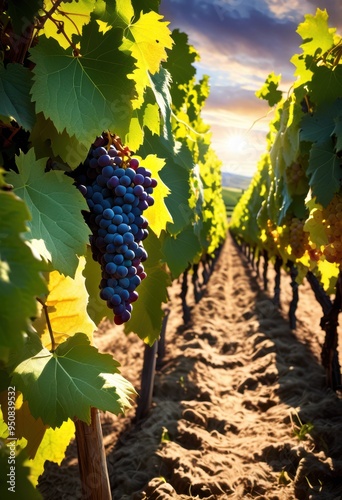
[
  {"x1": 40, "y1": 1, "x2": 80, "y2": 56},
  {"x1": 16, "y1": 23, "x2": 35, "y2": 64},
  {"x1": 3, "y1": 126, "x2": 21, "y2": 147},
  {"x1": 36, "y1": 297, "x2": 56, "y2": 352},
  {"x1": 38, "y1": 0, "x2": 65, "y2": 26}
]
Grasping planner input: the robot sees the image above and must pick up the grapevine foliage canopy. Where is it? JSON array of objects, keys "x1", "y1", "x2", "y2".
[
  {"x1": 33, "y1": 258, "x2": 97, "y2": 349},
  {"x1": 0, "y1": 63, "x2": 35, "y2": 130},
  {"x1": 6, "y1": 149, "x2": 89, "y2": 277},
  {"x1": 0, "y1": 0, "x2": 229, "y2": 491},
  {"x1": 255, "y1": 72, "x2": 283, "y2": 107},
  {"x1": 30, "y1": 24, "x2": 135, "y2": 145},
  {"x1": 0, "y1": 188, "x2": 47, "y2": 356},
  {"x1": 12, "y1": 333, "x2": 135, "y2": 428},
  {"x1": 231, "y1": 8, "x2": 342, "y2": 292}
]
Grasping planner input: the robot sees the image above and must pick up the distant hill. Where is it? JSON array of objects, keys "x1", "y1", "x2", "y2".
[{"x1": 222, "y1": 172, "x2": 251, "y2": 191}]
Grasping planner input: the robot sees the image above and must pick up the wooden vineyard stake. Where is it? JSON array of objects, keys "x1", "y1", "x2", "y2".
[
  {"x1": 135, "y1": 340, "x2": 158, "y2": 421},
  {"x1": 156, "y1": 309, "x2": 170, "y2": 370},
  {"x1": 75, "y1": 407, "x2": 111, "y2": 500}
]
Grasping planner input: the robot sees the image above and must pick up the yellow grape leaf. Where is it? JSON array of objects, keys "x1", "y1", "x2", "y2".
[
  {"x1": 116, "y1": 0, "x2": 134, "y2": 25},
  {"x1": 12, "y1": 394, "x2": 48, "y2": 459},
  {"x1": 304, "y1": 214, "x2": 328, "y2": 247},
  {"x1": 143, "y1": 103, "x2": 160, "y2": 135},
  {"x1": 0, "y1": 392, "x2": 48, "y2": 461},
  {"x1": 2, "y1": 400, "x2": 73, "y2": 485},
  {"x1": 125, "y1": 11, "x2": 173, "y2": 74},
  {"x1": 121, "y1": 11, "x2": 173, "y2": 108},
  {"x1": 138, "y1": 155, "x2": 173, "y2": 236},
  {"x1": 125, "y1": 115, "x2": 144, "y2": 152},
  {"x1": 28, "y1": 419, "x2": 75, "y2": 486},
  {"x1": 296, "y1": 8, "x2": 336, "y2": 56},
  {"x1": 42, "y1": 0, "x2": 96, "y2": 49},
  {"x1": 34, "y1": 257, "x2": 96, "y2": 349},
  {"x1": 317, "y1": 259, "x2": 339, "y2": 294},
  {"x1": 0, "y1": 408, "x2": 8, "y2": 439}
]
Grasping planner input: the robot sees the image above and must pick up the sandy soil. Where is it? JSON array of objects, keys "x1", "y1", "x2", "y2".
[{"x1": 38, "y1": 234, "x2": 342, "y2": 500}]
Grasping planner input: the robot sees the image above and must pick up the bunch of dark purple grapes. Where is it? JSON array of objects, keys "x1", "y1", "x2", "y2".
[{"x1": 74, "y1": 134, "x2": 157, "y2": 325}]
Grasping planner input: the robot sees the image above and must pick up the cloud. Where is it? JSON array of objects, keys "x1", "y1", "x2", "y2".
[
  {"x1": 160, "y1": 0, "x2": 342, "y2": 175},
  {"x1": 161, "y1": 1, "x2": 300, "y2": 59},
  {"x1": 204, "y1": 87, "x2": 270, "y2": 122},
  {"x1": 161, "y1": 0, "x2": 342, "y2": 84}
]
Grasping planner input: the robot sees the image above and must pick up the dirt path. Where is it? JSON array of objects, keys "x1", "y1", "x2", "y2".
[{"x1": 39, "y1": 234, "x2": 342, "y2": 500}]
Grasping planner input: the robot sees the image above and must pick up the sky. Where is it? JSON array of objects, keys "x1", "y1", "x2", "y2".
[{"x1": 159, "y1": 0, "x2": 342, "y2": 177}]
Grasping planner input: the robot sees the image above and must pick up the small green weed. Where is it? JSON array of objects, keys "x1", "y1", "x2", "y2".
[
  {"x1": 278, "y1": 469, "x2": 292, "y2": 485},
  {"x1": 160, "y1": 426, "x2": 170, "y2": 443},
  {"x1": 291, "y1": 411, "x2": 314, "y2": 441}
]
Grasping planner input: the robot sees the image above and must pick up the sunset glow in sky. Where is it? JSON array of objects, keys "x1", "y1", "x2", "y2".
[{"x1": 160, "y1": 0, "x2": 342, "y2": 177}]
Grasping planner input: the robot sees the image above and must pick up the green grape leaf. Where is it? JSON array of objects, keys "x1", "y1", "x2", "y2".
[
  {"x1": 162, "y1": 135, "x2": 195, "y2": 172},
  {"x1": 5, "y1": 0, "x2": 43, "y2": 35},
  {"x1": 332, "y1": 115, "x2": 342, "y2": 152},
  {"x1": 0, "y1": 63, "x2": 35, "y2": 130},
  {"x1": 0, "y1": 190, "x2": 47, "y2": 357},
  {"x1": 30, "y1": 113, "x2": 88, "y2": 169},
  {"x1": 163, "y1": 29, "x2": 198, "y2": 109},
  {"x1": 149, "y1": 67, "x2": 174, "y2": 144},
  {"x1": 296, "y1": 8, "x2": 335, "y2": 57},
  {"x1": 160, "y1": 162, "x2": 192, "y2": 235},
  {"x1": 131, "y1": 0, "x2": 160, "y2": 16},
  {"x1": 12, "y1": 332, "x2": 135, "y2": 428},
  {"x1": 101, "y1": 372, "x2": 138, "y2": 411},
  {"x1": 124, "y1": 229, "x2": 171, "y2": 345},
  {"x1": 307, "y1": 139, "x2": 341, "y2": 206},
  {"x1": 163, "y1": 29, "x2": 197, "y2": 87},
  {"x1": 6, "y1": 149, "x2": 89, "y2": 277},
  {"x1": 278, "y1": 181, "x2": 293, "y2": 225},
  {"x1": 255, "y1": 73, "x2": 283, "y2": 107},
  {"x1": 310, "y1": 65, "x2": 342, "y2": 107},
  {"x1": 161, "y1": 224, "x2": 202, "y2": 279},
  {"x1": 30, "y1": 22, "x2": 134, "y2": 145},
  {"x1": 300, "y1": 100, "x2": 342, "y2": 144},
  {"x1": 281, "y1": 91, "x2": 305, "y2": 165},
  {"x1": 300, "y1": 98, "x2": 342, "y2": 204}
]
